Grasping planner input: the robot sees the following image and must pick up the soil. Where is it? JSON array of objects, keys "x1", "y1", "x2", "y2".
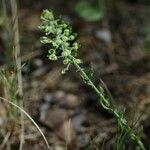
[{"x1": 0, "y1": 0, "x2": 150, "y2": 150}]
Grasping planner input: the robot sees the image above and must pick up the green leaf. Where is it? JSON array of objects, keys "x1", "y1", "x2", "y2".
[
  {"x1": 75, "y1": 1, "x2": 104, "y2": 22},
  {"x1": 80, "y1": 73, "x2": 89, "y2": 84},
  {"x1": 98, "y1": 85, "x2": 110, "y2": 102},
  {"x1": 85, "y1": 66, "x2": 94, "y2": 81},
  {"x1": 79, "y1": 66, "x2": 93, "y2": 85}
]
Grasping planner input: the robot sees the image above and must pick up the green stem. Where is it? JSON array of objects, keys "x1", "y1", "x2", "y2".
[
  {"x1": 71, "y1": 56, "x2": 110, "y2": 108},
  {"x1": 71, "y1": 56, "x2": 145, "y2": 150}
]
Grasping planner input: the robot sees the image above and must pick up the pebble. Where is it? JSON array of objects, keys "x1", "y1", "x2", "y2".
[
  {"x1": 72, "y1": 111, "x2": 86, "y2": 132},
  {"x1": 95, "y1": 29, "x2": 112, "y2": 44},
  {"x1": 78, "y1": 134, "x2": 90, "y2": 148},
  {"x1": 59, "y1": 93, "x2": 80, "y2": 109},
  {"x1": 33, "y1": 58, "x2": 43, "y2": 67}
]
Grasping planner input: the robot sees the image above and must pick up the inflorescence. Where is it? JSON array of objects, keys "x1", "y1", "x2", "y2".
[{"x1": 39, "y1": 9, "x2": 145, "y2": 150}]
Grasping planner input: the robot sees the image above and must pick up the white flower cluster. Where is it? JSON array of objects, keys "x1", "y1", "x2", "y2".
[{"x1": 39, "y1": 9, "x2": 81, "y2": 67}]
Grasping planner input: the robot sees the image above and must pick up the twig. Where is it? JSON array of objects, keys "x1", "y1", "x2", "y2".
[{"x1": 0, "y1": 50, "x2": 42, "y2": 70}]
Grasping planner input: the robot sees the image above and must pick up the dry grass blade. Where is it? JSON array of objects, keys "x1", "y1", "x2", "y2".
[
  {"x1": 0, "y1": 132, "x2": 11, "y2": 149},
  {"x1": 0, "y1": 96, "x2": 51, "y2": 150},
  {"x1": 10, "y1": 0, "x2": 23, "y2": 149}
]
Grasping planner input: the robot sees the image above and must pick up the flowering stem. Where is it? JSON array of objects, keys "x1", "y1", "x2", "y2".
[
  {"x1": 39, "y1": 10, "x2": 145, "y2": 150},
  {"x1": 71, "y1": 56, "x2": 145, "y2": 150}
]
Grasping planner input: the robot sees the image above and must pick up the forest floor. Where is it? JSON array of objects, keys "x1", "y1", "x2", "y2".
[{"x1": 0, "y1": 0, "x2": 150, "y2": 150}]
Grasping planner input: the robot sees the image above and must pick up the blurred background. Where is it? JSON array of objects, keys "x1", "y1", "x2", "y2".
[{"x1": 0, "y1": 0, "x2": 150, "y2": 149}]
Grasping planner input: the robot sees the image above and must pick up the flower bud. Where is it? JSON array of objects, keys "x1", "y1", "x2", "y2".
[{"x1": 41, "y1": 9, "x2": 54, "y2": 20}]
